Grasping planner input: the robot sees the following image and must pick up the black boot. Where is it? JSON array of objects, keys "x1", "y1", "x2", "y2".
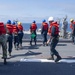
[
  {"x1": 46, "y1": 43, "x2": 48, "y2": 46},
  {"x1": 4, "y1": 58, "x2": 7, "y2": 65},
  {"x1": 35, "y1": 41, "x2": 36, "y2": 45},
  {"x1": 51, "y1": 55, "x2": 54, "y2": 60},
  {"x1": 30, "y1": 41, "x2": 32, "y2": 45},
  {"x1": 55, "y1": 55, "x2": 62, "y2": 62},
  {"x1": 9, "y1": 52, "x2": 11, "y2": 56},
  {"x1": 43, "y1": 42, "x2": 45, "y2": 46},
  {"x1": 48, "y1": 55, "x2": 54, "y2": 60}
]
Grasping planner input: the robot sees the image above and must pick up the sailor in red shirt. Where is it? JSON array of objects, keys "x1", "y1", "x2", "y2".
[
  {"x1": 13, "y1": 21, "x2": 19, "y2": 50},
  {"x1": 41, "y1": 19, "x2": 48, "y2": 46},
  {"x1": 17, "y1": 22, "x2": 24, "y2": 48},
  {"x1": 70, "y1": 19, "x2": 75, "y2": 44},
  {"x1": 6, "y1": 20, "x2": 13, "y2": 56},
  {"x1": 0, "y1": 22, "x2": 7, "y2": 64},
  {"x1": 47, "y1": 17, "x2": 61, "y2": 62},
  {"x1": 30, "y1": 20, "x2": 37, "y2": 45}
]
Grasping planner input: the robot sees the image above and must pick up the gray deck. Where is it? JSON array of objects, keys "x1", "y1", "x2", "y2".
[{"x1": 0, "y1": 39, "x2": 75, "y2": 75}]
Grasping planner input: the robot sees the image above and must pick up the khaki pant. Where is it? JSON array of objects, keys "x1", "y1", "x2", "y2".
[{"x1": 0, "y1": 34, "x2": 7, "y2": 58}]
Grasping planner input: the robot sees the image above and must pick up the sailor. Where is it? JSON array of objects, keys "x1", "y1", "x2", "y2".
[
  {"x1": 6, "y1": 20, "x2": 13, "y2": 56},
  {"x1": 70, "y1": 19, "x2": 75, "y2": 44},
  {"x1": 41, "y1": 19, "x2": 48, "y2": 46},
  {"x1": 0, "y1": 22, "x2": 7, "y2": 64},
  {"x1": 30, "y1": 20, "x2": 37, "y2": 45},
  {"x1": 13, "y1": 21, "x2": 19, "y2": 50},
  {"x1": 47, "y1": 16, "x2": 61, "y2": 62},
  {"x1": 17, "y1": 22, "x2": 24, "y2": 48}
]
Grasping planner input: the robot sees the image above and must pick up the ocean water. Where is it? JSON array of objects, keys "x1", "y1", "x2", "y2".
[
  {"x1": 22, "y1": 23, "x2": 71, "y2": 32},
  {"x1": 22, "y1": 23, "x2": 41, "y2": 31}
]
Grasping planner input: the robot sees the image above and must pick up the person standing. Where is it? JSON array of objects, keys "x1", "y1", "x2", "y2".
[
  {"x1": 41, "y1": 19, "x2": 48, "y2": 46},
  {"x1": 30, "y1": 20, "x2": 37, "y2": 45},
  {"x1": 62, "y1": 17, "x2": 68, "y2": 38},
  {"x1": 17, "y1": 22, "x2": 24, "y2": 48},
  {"x1": 47, "y1": 17, "x2": 61, "y2": 62},
  {"x1": 0, "y1": 22, "x2": 7, "y2": 64},
  {"x1": 13, "y1": 21, "x2": 19, "y2": 50},
  {"x1": 70, "y1": 19, "x2": 75, "y2": 44},
  {"x1": 6, "y1": 20, "x2": 13, "y2": 56}
]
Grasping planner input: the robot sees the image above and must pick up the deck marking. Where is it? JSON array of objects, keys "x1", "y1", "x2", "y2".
[{"x1": 20, "y1": 58, "x2": 75, "y2": 63}]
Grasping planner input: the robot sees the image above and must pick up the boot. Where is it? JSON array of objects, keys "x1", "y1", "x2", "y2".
[
  {"x1": 19, "y1": 44, "x2": 22, "y2": 48},
  {"x1": 30, "y1": 41, "x2": 32, "y2": 45},
  {"x1": 14, "y1": 44, "x2": 17, "y2": 50},
  {"x1": 48, "y1": 55, "x2": 54, "y2": 60},
  {"x1": 9, "y1": 52, "x2": 11, "y2": 56},
  {"x1": 46, "y1": 42, "x2": 48, "y2": 46},
  {"x1": 4, "y1": 58, "x2": 7, "y2": 65},
  {"x1": 51, "y1": 55, "x2": 54, "y2": 60},
  {"x1": 16, "y1": 46, "x2": 19, "y2": 50},
  {"x1": 35, "y1": 41, "x2": 36, "y2": 45},
  {"x1": 43, "y1": 42, "x2": 45, "y2": 46},
  {"x1": 14, "y1": 44, "x2": 16, "y2": 48},
  {"x1": 55, "y1": 55, "x2": 62, "y2": 62}
]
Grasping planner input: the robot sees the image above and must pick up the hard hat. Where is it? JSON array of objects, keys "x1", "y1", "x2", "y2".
[
  {"x1": 42, "y1": 19, "x2": 46, "y2": 22},
  {"x1": 48, "y1": 17, "x2": 54, "y2": 21},
  {"x1": 33, "y1": 20, "x2": 36, "y2": 23},
  {"x1": 70, "y1": 19, "x2": 74, "y2": 22},
  {"x1": 12, "y1": 22, "x2": 15, "y2": 25},
  {"x1": 18, "y1": 22, "x2": 22, "y2": 25},
  {"x1": 7, "y1": 20, "x2": 11, "y2": 24}
]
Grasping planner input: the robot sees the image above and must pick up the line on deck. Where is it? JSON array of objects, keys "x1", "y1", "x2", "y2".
[{"x1": 20, "y1": 58, "x2": 75, "y2": 63}]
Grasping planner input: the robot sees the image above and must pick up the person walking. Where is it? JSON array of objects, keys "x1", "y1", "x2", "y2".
[
  {"x1": 0, "y1": 22, "x2": 7, "y2": 64},
  {"x1": 12, "y1": 21, "x2": 19, "y2": 50},
  {"x1": 70, "y1": 19, "x2": 75, "y2": 44},
  {"x1": 17, "y1": 22, "x2": 24, "y2": 48},
  {"x1": 41, "y1": 19, "x2": 48, "y2": 46},
  {"x1": 30, "y1": 20, "x2": 37, "y2": 45},
  {"x1": 47, "y1": 17, "x2": 61, "y2": 62},
  {"x1": 6, "y1": 20, "x2": 13, "y2": 56}
]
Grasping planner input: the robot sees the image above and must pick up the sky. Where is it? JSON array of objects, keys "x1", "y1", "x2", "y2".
[{"x1": 0, "y1": 0, "x2": 75, "y2": 23}]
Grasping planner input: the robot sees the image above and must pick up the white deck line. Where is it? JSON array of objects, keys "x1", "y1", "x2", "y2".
[{"x1": 20, "y1": 58, "x2": 75, "y2": 63}]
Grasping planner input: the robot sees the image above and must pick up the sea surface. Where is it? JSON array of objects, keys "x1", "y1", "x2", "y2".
[{"x1": 22, "y1": 23, "x2": 71, "y2": 32}]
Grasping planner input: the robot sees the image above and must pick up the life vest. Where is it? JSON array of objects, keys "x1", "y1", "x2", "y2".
[
  {"x1": 48, "y1": 27, "x2": 51, "y2": 35},
  {"x1": 51, "y1": 22, "x2": 59, "y2": 36},
  {"x1": 70, "y1": 22, "x2": 75, "y2": 35},
  {"x1": 31, "y1": 23, "x2": 37, "y2": 31},
  {"x1": 6, "y1": 24, "x2": 13, "y2": 34},
  {"x1": 70, "y1": 22, "x2": 75, "y2": 30},
  {"x1": 17, "y1": 24, "x2": 23, "y2": 31},
  {"x1": 0, "y1": 22, "x2": 6, "y2": 34},
  {"x1": 70, "y1": 23, "x2": 73, "y2": 29},
  {"x1": 42, "y1": 22, "x2": 48, "y2": 30},
  {"x1": 13, "y1": 25, "x2": 19, "y2": 33},
  {"x1": 48, "y1": 23, "x2": 53, "y2": 35}
]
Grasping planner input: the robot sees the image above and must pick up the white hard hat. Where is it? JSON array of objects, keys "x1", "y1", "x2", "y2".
[
  {"x1": 48, "y1": 17, "x2": 54, "y2": 21},
  {"x1": 70, "y1": 18, "x2": 74, "y2": 22}
]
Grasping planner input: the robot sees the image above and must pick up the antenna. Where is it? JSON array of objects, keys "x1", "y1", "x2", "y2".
[
  {"x1": 65, "y1": 15, "x2": 68, "y2": 19},
  {"x1": 13, "y1": 19, "x2": 18, "y2": 24},
  {"x1": 15, "y1": 19, "x2": 18, "y2": 23}
]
